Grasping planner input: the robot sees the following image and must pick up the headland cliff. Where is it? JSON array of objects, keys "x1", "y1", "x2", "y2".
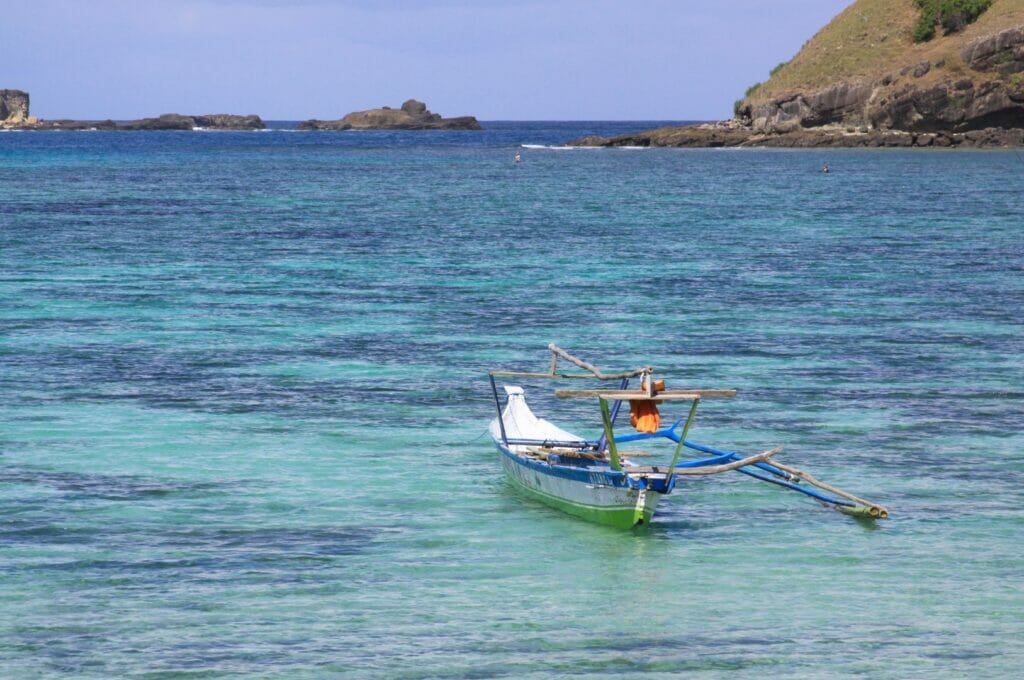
[{"x1": 571, "y1": 0, "x2": 1024, "y2": 148}]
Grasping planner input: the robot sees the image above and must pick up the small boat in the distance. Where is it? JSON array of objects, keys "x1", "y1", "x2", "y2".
[{"x1": 488, "y1": 344, "x2": 889, "y2": 529}]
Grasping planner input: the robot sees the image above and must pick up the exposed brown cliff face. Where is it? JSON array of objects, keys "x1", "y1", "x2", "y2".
[
  {"x1": 298, "y1": 99, "x2": 481, "y2": 130},
  {"x1": 570, "y1": 0, "x2": 1024, "y2": 148},
  {"x1": 740, "y1": 25, "x2": 1024, "y2": 134}
]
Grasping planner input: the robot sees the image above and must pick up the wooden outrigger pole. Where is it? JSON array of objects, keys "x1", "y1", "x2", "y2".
[{"x1": 490, "y1": 344, "x2": 889, "y2": 522}]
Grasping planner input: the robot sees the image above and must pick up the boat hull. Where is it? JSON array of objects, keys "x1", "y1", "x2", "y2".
[{"x1": 496, "y1": 443, "x2": 660, "y2": 528}]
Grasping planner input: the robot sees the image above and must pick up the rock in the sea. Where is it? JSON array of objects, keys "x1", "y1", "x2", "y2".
[
  {"x1": 32, "y1": 112, "x2": 265, "y2": 131},
  {"x1": 1, "y1": 89, "x2": 38, "y2": 127},
  {"x1": 299, "y1": 100, "x2": 481, "y2": 130},
  {"x1": 1, "y1": 91, "x2": 265, "y2": 131},
  {"x1": 116, "y1": 114, "x2": 197, "y2": 131},
  {"x1": 114, "y1": 113, "x2": 264, "y2": 130},
  {"x1": 193, "y1": 114, "x2": 264, "y2": 129}
]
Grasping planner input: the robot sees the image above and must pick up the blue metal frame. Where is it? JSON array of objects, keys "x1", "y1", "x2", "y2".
[
  {"x1": 611, "y1": 419, "x2": 857, "y2": 509},
  {"x1": 594, "y1": 378, "x2": 630, "y2": 452}
]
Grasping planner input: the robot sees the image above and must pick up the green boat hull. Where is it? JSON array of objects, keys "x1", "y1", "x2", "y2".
[{"x1": 499, "y1": 446, "x2": 660, "y2": 528}]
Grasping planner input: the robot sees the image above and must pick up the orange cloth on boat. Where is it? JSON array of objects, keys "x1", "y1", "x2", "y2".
[{"x1": 629, "y1": 400, "x2": 660, "y2": 433}]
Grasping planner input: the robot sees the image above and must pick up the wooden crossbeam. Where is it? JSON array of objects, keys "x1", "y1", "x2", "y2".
[
  {"x1": 628, "y1": 447, "x2": 781, "y2": 476},
  {"x1": 555, "y1": 389, "x2": 737, "y2": 401},
  {"x1": 767, "y1": 459, "x2": 890, "y2": 518},
  {"x1": 547, "y1": 343, "x2": 651, "y2": 380},
  {"x1": 489, "y1": 371, "x2": 616, "y2": 380}
]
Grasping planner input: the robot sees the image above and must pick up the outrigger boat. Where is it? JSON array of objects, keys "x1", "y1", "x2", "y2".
[{"x1": 489, "y1": 344, "x2": 889, "y2": 529}]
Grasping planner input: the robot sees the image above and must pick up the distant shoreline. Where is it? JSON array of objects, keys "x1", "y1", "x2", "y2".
[{"x1": 0, "y1": 92, "x2": 485, "y2": 132}]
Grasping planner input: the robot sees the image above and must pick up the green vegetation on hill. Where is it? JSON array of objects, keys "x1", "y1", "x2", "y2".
[
  {"x1": 913, "y1": 0, "x2": 993, "y2": 42},
  {"x1": 743, "y1": 0, "x2": 1024, "y2": 102}
]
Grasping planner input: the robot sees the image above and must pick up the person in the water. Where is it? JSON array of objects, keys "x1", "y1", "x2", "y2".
[{"x1": 822, "y1": 163, "x2": 830, "y2": 173}]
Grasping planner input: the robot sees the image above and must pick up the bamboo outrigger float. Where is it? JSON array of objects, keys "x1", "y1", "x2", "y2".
[{"x1": 489, "y1": 344, "x2": 889, "y2": 529}]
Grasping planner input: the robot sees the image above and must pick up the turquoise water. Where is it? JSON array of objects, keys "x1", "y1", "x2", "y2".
[{"x1": 1, "y1": 123, "x2": 1022, "y2": 678}]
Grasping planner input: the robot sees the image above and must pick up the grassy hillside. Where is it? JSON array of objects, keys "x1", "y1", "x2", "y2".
[{"x1": 748, "y1": 0, "x2": 1024, "y2": 101}]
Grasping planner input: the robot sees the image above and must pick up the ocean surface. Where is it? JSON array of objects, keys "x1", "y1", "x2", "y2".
[{"x1": 1, "y1": 121, "x2": 1022, "y2": 678}]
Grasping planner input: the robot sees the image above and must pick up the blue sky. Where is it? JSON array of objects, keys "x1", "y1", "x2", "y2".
[{"x1": 2, "y1": 0, "x2": 852, "y2": 120}]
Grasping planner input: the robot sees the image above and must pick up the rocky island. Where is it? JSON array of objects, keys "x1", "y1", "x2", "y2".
[
  {"x1": 571, "y1": 0, "x2": 1024, "y2": 148},
  {"x1": 298, "y1": 99, "x2": 481, "y2": 130},
  {"x1": 1, "y1": 90, "x2": 264, "y2": 130},
  {"x1": 1, "y1": 89, "x2": 38, "y2": 128}
]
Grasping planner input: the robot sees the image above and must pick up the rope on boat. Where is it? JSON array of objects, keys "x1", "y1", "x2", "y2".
[
  {"x1": 547, "y1": 343, "x2": 651, "y2": 380},
  {"x1": 444, "y1": 429, "x2": 491, "y2": 446},
  {"x1": 524, "y1": 447, "x2": 659, "y2": 462},
  {"x1": 525, "y1": 447, "x2": 607, "y2": 461}
]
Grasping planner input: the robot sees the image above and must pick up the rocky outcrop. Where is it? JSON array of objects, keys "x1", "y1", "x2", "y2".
[
  {"x1": 867, "y1": 77, "x2": 1024, "y2": 131},
  {"x1": 117, "y1": 113, "x2": 264, "y2": 130},
  {"x1": 193, "y1": 114, "x2": 264, "y2": 129},
  {"x1": 742, "y1": 81, "x2": 876, "y2": 133},
  {"x1": 1, "y1": 89, "x2": 38, "y2": 127},
  {"x1": 568, "y1": 121, "x2": 1024, "y2": 149},
  {"x1": 572, "y1": 121, "x2": 755, "y2": 148},
  {"x1": 962, "y1": 26, "x2": 1024, "y2": 71},
  {"x1": 37, "y1": 113, "x2": 264, "y2": 131},
  {"x1": 299, "y1": 99, "x2": 481, "y2": 130},
  {"x1": 1, "y1": 90, "x2": 265, "y2": 130},
  {"x1": 736, "y1": 26, "x2": 1024, "y2": 136}
]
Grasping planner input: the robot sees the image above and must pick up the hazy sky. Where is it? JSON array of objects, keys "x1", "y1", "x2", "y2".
[{"x1": 3, "y1": 0, "x2": 852, "y2": 120}]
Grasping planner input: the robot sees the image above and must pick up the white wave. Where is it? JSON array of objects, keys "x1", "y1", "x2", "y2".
[{"x1": 519, "y1": 144, "x2": 598, "y2": 150}]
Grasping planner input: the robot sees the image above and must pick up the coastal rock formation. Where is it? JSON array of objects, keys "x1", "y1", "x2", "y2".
[
  {"x1": 298, "y1": 99, "x2": 481, "y2": 130},
  {"x1": 570, "y1": 0, "x2": 1024, "y2": 148},
  {"x1": 739, "y1": 25, "x2": 1024, "y2": 134},
  {"x1": 1, "y1": 89, "x2": 38, "y2": 127},
  {"x1": 568, "y1": 120, "x2": 1024, "y2": 149},
  {"x1": 194, "y1": 114, "x2": 265, "y2": 129},
  {"x1": 117, "y1": 113, "x2": 264, "y2": 130},
  {"x1": 36, "y1": 113, "x2": 264, "y2": 131},
  {"x1": 742, "y1": 82, "x2": 876, "y2": 133},
  {"x1": 0, "y1": 91, "x2": 264, "y2": 130},
  {"x1": 962, "y1": 25, "x2": 1024, "y2": 70}
]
